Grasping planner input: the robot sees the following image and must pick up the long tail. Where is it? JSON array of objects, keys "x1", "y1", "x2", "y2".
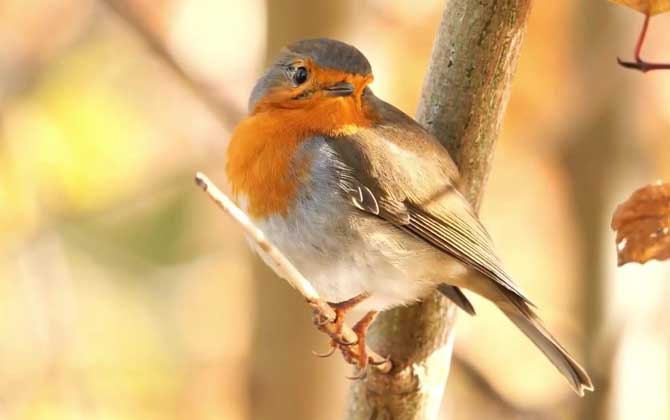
[{"x1": 499, "y1": 297, "x2": 594, "y2": 396}]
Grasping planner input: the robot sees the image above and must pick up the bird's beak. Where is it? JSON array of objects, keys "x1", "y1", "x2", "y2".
[{"x1": 324, "y1": 81, "x2": 354, "y2": 97}]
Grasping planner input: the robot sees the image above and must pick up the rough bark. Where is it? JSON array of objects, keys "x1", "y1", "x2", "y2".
[{"x1": 345, "y1": 1, "x2": 532, "y2": 419}]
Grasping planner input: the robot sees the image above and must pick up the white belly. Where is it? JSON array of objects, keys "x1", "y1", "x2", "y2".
[
  {"x1": 240, "y1": 193, "x2": 434, "y2": 311},
  {"x1": 251, "y1": 214, "x2": 435, "y2": 312}
]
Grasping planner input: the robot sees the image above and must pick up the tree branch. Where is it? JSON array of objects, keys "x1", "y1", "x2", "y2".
[
  {"x1": 346, "y1": 1, "x2": 532, "y2": 419},
  {"x1": 194, "y1": 172, "x2": 392, "y2": 373},
  {"x1": 100, "y1": 0, "x2": 244, "y2": 127},
  {"x1": 616, "y1": 14, "x2": 670, "y2": 72}
]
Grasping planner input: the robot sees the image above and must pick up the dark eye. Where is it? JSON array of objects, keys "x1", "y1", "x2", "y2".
[{"x1": 292, "y1": 66, "x2": 308, "y2": 85}]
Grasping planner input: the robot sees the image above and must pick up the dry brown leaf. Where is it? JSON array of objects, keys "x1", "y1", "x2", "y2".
[
  {"x1": 611, "y1": 183, "x2": 670, "y2": 266},
  {"x1": 609, "y1": 0, "x2": 670, "y2": 15}
]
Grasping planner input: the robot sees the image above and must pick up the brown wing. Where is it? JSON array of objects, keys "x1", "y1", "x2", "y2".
[{"x1": 326, "y1": 98, "x2": 532, "y2": 305}]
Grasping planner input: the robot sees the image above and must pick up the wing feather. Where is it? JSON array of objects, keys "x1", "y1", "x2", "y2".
[
  {"x1": 325, "y1": 116, "x2": 533, "y2": 306},
  {"x1": 405, "y1": 203, "x2": 533, "y2": 304}
]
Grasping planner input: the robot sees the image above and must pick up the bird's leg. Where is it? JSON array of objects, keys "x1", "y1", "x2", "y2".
[
  {"x1": 328, "y1": 293, "x2": 370, "y2": 345},
  {"x1": 312, "y1": 293, "x2": 369, "y2": 356},
  {"x1": 345, "y1": 310, "x2": 378, "y2": 379}
]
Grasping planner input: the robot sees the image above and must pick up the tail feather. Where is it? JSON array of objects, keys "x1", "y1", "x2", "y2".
[
  {"x1": 501, "y1": 299, "x2": 594, "y2": 396},
  {"x1": 438, "y1": 284, "x2": 476, "y2": 315}
]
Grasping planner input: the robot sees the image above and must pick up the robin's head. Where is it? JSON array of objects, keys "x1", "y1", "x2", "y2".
[{"x1": 248, "y1": 38, "x2": 374, "y2": 113}]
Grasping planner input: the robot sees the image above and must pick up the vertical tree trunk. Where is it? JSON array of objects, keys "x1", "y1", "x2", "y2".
[{"x1": 345, "y1": 1, "x2": 532, "y2": 419}]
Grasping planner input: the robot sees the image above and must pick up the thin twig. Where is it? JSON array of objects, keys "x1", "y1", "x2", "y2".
[
  {"x1": 617, "y1": 14, "x2": 670, "y2": 72},
  {"x1": 633, "y1": 13, "x2": 650, "y2": 62},
  {"x1": 194, "y1": 172, "x2": 392, "y2": 373},
  {"x1": 100, "y1": 0, "x2": 245, "y2": 126}
]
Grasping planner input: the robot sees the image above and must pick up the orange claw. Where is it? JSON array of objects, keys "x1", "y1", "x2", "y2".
[
  {"x1": 312, "y1": 344, "x2": 337, "y2": 358},
  {"x1": 311, "y1": 295, "x2": 384, "y2": 379},
  {"x1": 369, "y1": 354, "x2": 391, "y2": 366},
  {"x1": 346, "y1": 366, "x2": 369, "y2": 380}
]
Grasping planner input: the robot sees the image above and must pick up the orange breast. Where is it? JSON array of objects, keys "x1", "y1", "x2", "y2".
[{"x1": 226, "y1": 98, "x2": 373, "y2": 219}]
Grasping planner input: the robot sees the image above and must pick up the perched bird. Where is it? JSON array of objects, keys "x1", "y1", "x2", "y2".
[{"x1": 226, "y1": 38, "x2": 593, "y2": 395}]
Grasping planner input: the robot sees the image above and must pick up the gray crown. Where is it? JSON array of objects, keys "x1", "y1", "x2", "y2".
[{"x1": 285, "y1": 38, "x2": 372, "y2": 76}]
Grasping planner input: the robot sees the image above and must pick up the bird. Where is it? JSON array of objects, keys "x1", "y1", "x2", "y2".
[{"x1": 225, "y1": 38, "x2": 593, "y2": 395}]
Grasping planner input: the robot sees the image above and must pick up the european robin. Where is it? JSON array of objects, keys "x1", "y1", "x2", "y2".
[{"x1": 226, "y1": 38, "x2": 593, "y2": 395}]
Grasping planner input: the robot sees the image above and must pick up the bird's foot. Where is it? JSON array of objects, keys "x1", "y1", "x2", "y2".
[
  {"x1": 311, "y1": 294, "x2": 366, "y2": 361},
  {"x1": 311, "y1": 293, "x2": 369, "y2": 339},
  {"x1": 311, "y1": 295, "x2": 382, "y2": 378}
]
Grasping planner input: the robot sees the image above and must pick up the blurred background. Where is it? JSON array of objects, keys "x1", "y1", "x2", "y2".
[{"x1": 0, "y1": 1, "x2": 668, "y2": 419}]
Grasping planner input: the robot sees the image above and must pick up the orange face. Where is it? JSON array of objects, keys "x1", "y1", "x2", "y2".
[{"x1": 253, "y1": 59, "x2": 374, "y2": 114}]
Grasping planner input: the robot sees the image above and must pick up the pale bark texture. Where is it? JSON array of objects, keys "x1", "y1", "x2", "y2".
[{"x1": 345, "y1": 1, "x2": 532, "y2": 419}]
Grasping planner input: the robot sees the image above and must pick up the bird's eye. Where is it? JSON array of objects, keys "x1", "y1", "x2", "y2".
[{"x1": 292, "y1": 66, "x2": 308, "y2": 85}]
